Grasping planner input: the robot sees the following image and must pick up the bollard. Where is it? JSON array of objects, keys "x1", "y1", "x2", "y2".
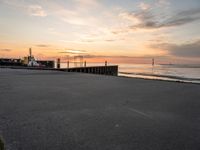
[
  {"x1": 152, "y1": 58, "x2": 155, "y2": 66},
  {"x1": 84, "y1": 61, "x2": 86, "y2": 67},
  {"x1": 57, "y1": 58, "x2": 60, "y2": 69},
  {"x1": 67, "y1": 61, "x2": 69, "y2": 68},
  {"x1": 105, "y1": 61, "x2": 107, "y2": 66}
]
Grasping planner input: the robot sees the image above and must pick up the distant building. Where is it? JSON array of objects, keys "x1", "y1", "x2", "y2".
[
  {"x1": 0, "y1": 58, "x2": 22, "y2": 66},
  {"x1": 0, "y1": 48, "x2": 55, "y2": 68}
]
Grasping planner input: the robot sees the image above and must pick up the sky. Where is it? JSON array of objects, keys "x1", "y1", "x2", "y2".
[{"x1": 0, "y1": 0, "x2": 200, "y2": 64}]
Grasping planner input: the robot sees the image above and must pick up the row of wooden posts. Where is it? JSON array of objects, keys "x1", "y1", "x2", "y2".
[{"x1": 55, "y1": 58, "x2": 118, "y2": 76}]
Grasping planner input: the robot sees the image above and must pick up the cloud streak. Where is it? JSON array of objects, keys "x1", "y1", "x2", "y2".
[
  {"x1": 49, "y1": 0, "x2": 102, "y2": 26},
  {"x1": 28, "y1": 5, "x2": 47, "y2": 17},
  {"x1": 82, "y1": 55, "x2": 156, "y2": 59},
  {"x1": 138, "y1": 2, "x2": 151, "y2": 10},
  {"x1": 116, "y1": 7, "x2": 200, "y2": 33},
  {"x1": 35, "y1": 44, "x2": 50, "y2": 47},
  {"x1": 1, "y1": 0, "x2": 47, "y2": 17},
  {"x1": 0, "y1": 49, "x2": 12, "y2": 52},
  {"x1": 151, "y1": 40, "x2": 200, "y2": 57},
  {"x1": 59, "y1": 49, "x2": 88, "y2": 55}
]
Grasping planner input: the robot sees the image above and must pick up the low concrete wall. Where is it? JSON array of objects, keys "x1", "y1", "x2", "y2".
[{"x1": 0, "y1": 65, "x2": 118, "y2": 76}]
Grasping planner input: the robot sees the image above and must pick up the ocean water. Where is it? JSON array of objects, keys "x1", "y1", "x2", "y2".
[
  {"x1": 59, "y1": 62, "x2": 200, "y2": 83},
  {"x1": 118, "y1": 64, "x2": 200, "y2": 84}
]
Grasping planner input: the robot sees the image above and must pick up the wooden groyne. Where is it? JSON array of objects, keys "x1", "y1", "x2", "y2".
[
  {"x1": 0, "y1": 65, "x2": 118, "y2": 76},
  {"x1": 62, "y1": 66, "x2": 118, "y2": 76}
]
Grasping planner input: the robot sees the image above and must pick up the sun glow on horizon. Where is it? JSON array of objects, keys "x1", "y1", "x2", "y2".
[{"x1": 0, "y1": 0, "x2": 200, "y2": 64}]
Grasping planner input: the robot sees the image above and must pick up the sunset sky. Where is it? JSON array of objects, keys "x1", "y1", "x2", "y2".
[{"x1": 0, "y1": 0, "x2": 200, "y2": 64}]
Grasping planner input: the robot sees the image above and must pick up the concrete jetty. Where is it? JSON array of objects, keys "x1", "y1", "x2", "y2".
[
  {"x1": 0, "y1": 65, "x2": 118, "y2": 76},
  {"x1": 0, "y1": 69, "x2": 200, "y2": 150}
]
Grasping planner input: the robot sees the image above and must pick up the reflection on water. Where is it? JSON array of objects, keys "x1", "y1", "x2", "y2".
[
  {"x1": 59, "y1": 62, "x2": 200, "y2": 83},
  {"x1": 119, "y1": 64, "x2": 200, "y2": 83}
]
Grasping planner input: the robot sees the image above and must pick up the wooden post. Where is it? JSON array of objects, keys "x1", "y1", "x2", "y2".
[
  {"x1": 67, "y1": 61, "x2": 69, "y2": 68},
  {"x1": 57, "y1": 58, "x2": 60, "y2": 69},
  {"x1": 84, "y1": 61, "x2": 86, "y2": 67},
  {"x1": 105, "y1": 61, "x2": 107, "y2": 66},
  {"x1": 152, "y1": 58, "x2": 155, "y2": 66}
]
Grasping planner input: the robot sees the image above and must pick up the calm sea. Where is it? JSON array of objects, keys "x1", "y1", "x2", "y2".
[{"x1": 59, "y1": 62, "x2": 200, "y2": 83}]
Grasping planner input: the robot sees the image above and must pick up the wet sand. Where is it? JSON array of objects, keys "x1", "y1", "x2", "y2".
[{"x1": 0, "y1": 68, "x2": 200, "y2": 150}]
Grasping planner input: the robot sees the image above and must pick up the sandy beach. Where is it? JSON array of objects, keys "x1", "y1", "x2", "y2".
[{"x1": 0, "y1": 68, "x2": 200, "y2": 150}]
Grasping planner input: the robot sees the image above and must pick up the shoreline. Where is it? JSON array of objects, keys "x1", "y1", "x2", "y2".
[
  {"x1": 118, "y1": 75, "x2": 200, "y2": 85},
  {"x1": 1, "y1": 66, "x2": 200, "y2": 85},
  {"x1": 118, "y1": 73, "x2": 200, "y2": 85}
]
